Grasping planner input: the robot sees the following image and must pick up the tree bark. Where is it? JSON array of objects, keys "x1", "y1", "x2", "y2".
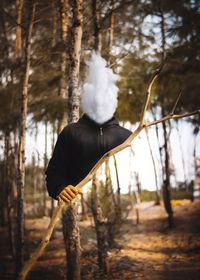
[
  {"x1": 43, "y1": 120, "x2": 48, "y2": 216},
  {"x1": 80, "y1": 194, "x2": 88, "y2": 221},
  {"x1": 10, "y1": 144, "x2": 18, "y2": 259},
  {"x1": 16, "y1": 0, "x2": 23, "y2": 58},
  {"x1": 159, "y1": 1, "x2": 166, "y2": 62},
  {"x1": 51, "y1": 0, "x2": 58, "y2": 48},
  {"x1": 92, "y1": 0, "x2": 102, "y2": 52},
  {"x1": 108, "y1": 0, "x2": 115, "y2": 62},
  {"x1": 91, "y1": 174, "x2": 108, "y2": 275},
  {"x1": 62, "y1": 204, "x2": 81, "y2": 280},
  {"x1": 5, "y1": 132, "x2": 15, "y2": 256},
  {"x1": 161, "y1": 108, "x2": 173, "y2": 227},
  {"x1": 145, "y1": 127, "x2": 160, "y2": 205},
  {"x1": 50, "y1": 121, "x2": 56, "y2": 218},
  {"x1": 16, "y1": 1, "x2": 36, "y2": 273},
  {"x1": 158, "y1": 1, "x2": 173, "y2": 227},
  {"x1": 58, "y1": 0, "x2": 69, "y2": 132},
  {"x1": 193, "y1": 132, "x2": 198, "y2": 176},
  {"x1": 31, "y1": 152, "x2": 37, "y2": 215},
  {"x1": 134, "y1": 171, "x2": 141, "y2": 225},
  {"x1": 175, "y1": 121, "x2": 187, "y2": 185},
  {"x1": 62, "y1": 1, "x2": 83, "y2": 279},
  {"x1": 1, "y1": 134, "x2": 8, "y2": 227},
  {"x1": 67, "y1": 0, "x2": 83, "y2": 124},
  {"x1": 113, "y1": 155, "x2": 122, "y2": 219},
  {"x1": 105, "y1": 159, "x2": 116, "y2": 248},
  {"x1": 151, "y1": 108, "x2": 164, "y2": 182}
]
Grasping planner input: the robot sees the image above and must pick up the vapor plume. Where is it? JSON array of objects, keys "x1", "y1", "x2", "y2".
[{"x1": 81, "y1": 52, "x2": 119, "y2": 124}]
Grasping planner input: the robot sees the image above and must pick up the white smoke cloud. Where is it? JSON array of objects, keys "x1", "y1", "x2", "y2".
[{"x1": 81, "y1": 51, "x2": 119, "y2": 124}]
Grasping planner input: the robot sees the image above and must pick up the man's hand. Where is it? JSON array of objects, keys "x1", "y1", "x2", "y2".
[{"x1": 59, "y1": 185, "x2": 82, "y2": 203}]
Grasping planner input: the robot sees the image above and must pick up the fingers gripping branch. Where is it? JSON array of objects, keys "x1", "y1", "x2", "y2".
[{"x1": 59, "y1": 185, "x2": 83, "y2": 203}]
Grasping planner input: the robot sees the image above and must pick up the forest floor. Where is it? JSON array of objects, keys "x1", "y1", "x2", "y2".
[{"x1": 0, "y1": 199, "x2": 200, "y2": 280}]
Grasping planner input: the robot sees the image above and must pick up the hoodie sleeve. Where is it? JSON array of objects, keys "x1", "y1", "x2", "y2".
[{"x1": 45, "y1": 128, "x2": 70, "y2": 200}]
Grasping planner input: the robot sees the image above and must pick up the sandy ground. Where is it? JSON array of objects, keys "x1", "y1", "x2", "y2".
[{"x1": 0, "y1": 200, "x2": 200, "y2": 280}]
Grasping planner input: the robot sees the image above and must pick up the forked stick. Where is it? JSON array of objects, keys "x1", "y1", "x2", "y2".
[
  {"x1": 19, "y1": 200, "x2": 65, "y2": 280},
  {"x1": 19, "y1": 65, "x2": 200, "y2": 280}
]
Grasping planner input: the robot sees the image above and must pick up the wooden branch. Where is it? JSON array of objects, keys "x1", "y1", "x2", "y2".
[
  {"x1": 18, "y1": 200, "x2": 65, "y2": 280},
  {"x1": 170, "y1": 89, "x2": 182, "y2": 115},
  {"x1": 139, "y1": 63, "x2": 164, "y2": 127},
  {"x1": 146, "y1": 108, "x2": 200, "y2": 128}
]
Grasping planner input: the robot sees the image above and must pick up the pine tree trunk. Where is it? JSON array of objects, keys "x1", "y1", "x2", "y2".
[
  {"x1": 193, "y1": 133, "x2": 198, "y2": 176},
  {"x1": 108, "y1": 0, "x2": 115, "y2": 62},
  {"x1": 16, "y1": 1, "x2": 36, "y2": 273},
  {"x1": 128, "y1": 184, "x2": 134, "y2": 210},
  {"x1": 91, "y1": 175, "x2": 108, "y2": 275},
  {"x1": 16, "y1": 0, "x2": 23, "y2": 58},
  {"x1": 67, "y1": 0, "x2": 83, "y2": 124},
  {"x1": 62, "y1": 204, "x2": 81, "y2": 280},
  {"x1": 33, "y1": 126, "x2": 38, "y2": 214},
  {"x1": 10, "y1": 145, "x2": 18, "y2": 259},
  {"x1": 1, "y1": 134, "x2": 8, "y2": 227},
  {"x1": 134, "y1": 173, "x2": 141, "y2": 202},
  {"x1": 51, "y1": 0, "x2": 58, "y2": 48},
  {"x1": 92, "y1": 0, "x2": 102, "y2": 52},
  {"x1": 113, "y1": 155, "x2": 122, "y2": 220},
  {"x1": 134, "y1": 171, "x2": 141, "y2": 225},
  {"x1": 31, "y1": 153, "x2": 37, "y2": 215},
  {"x1": 80, "y1": 194, "x2": 88, "y2": 221},
  {"x1": 158, "y1": 2, "x2": 173, "y2": 227},
  {"x1": 151, "y1": 108, "x2": 164, "y2": 182},
  {"x1": 5, "y1": 131, "x2": 15, "y2": 255},
  {"x1": 145, "y1": 127, "x2": 160, "y2": 205},
  {"x1": 0, "y1": 0, "x2": 10, "y2": 227},
  {"x1": 57, "y1": 0, "x2": 69, "y2": 132},
  {"x1": 176, "y1": 121, "x2": 187, "y2": 185},
  {"x1": 105, "y1": 159, "x2": 117, "y2": 248},
  {"x1": 161, "y1": 108, "x2": 173, "y2": 227},
  {"x1": 43, "y1": 120, "x2": 48, "y2": 216},
  {"x1": 159, "y1": 2, "x2": 166, "y2": 61},
  {"x1": 0, "y1": 171, "x2": 5, "y2": 226},
  {"x1": 50, "y1": 122, "x2": 56, "y2": 218},
  {"x1": 130, "y1": 146, "x2": 141, "y2": 224},
  {"x1": 62, "y1": 1, "x2": 83, "y2": 279}
]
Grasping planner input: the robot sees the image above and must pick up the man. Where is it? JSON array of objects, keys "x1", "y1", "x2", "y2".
[{"x1": 45, "y1": 52, "x2": 132, "y2": 203}]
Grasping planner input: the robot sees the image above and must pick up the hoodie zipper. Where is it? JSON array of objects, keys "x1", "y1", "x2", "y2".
[{"x1": 99, "y1": 127, "x2": 105, "y2": 153}]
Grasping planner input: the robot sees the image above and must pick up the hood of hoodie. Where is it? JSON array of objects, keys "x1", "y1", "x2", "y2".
[{"x1": 78, "y1": 114, "x2": 119, "y2": 128}]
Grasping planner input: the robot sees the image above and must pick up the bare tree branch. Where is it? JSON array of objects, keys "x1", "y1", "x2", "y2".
[
  {"x1": 18, "y1": 201, "x2": 65, "y2": 280},
  {"x1": 147, "y1": 109, "x2": 200, "y2": 127},
  {"x1": 170, "y1": 88, "x2": 182, "y2": 115},
  {"x1": 139, "y1": 63, "x2": 164, "y2": 127}
]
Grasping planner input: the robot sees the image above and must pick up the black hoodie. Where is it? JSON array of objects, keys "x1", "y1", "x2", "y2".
[{"x1": 45, "y1": 114, "x2": 132, "y2": 199}]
